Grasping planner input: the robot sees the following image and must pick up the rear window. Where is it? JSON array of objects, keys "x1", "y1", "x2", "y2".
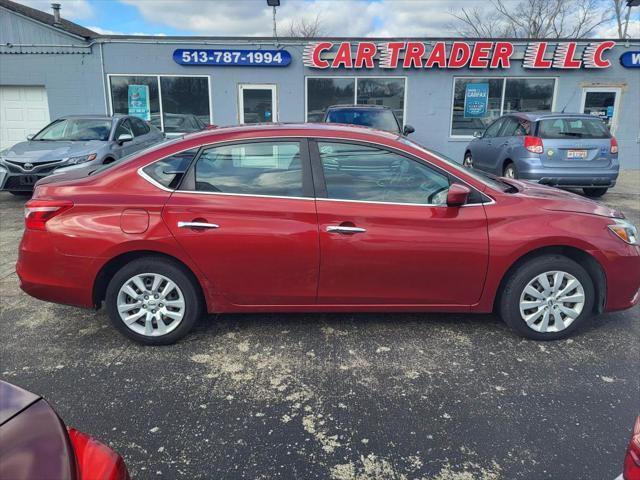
[
  {"x1": 142, "y1": 148, "x2": 199, "y2": 189},
  {"x1": 326, "y1": 109, "x2": 400, "y2": 133},
  {"x1": 537, "y1": 118, "x2": 610, "y2": 139}
]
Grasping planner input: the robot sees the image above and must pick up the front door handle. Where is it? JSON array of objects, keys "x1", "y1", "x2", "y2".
[
  {"x1": 177, "y1": 221, "x2": 219, "y2": 229},
  {"x1": 326, "y1": 225, "x2": 366, "y2": 234}
]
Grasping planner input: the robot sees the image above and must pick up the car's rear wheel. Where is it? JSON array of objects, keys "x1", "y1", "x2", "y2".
[
  {"x1": 463, "y1": 152, "x2": 473, "y2": 168},
  {"x1": 583, "y1": 187, "x2": 608, "y2": 198},
  {"x1": 105, "y1": 257, "x2": 202, "y2": 345},
  {"x1": 503, "y1": 162, "x2": 518, "y2": 179},
  {"x1": 498, "y1": 255, "x2": 594, "y2": 340}
]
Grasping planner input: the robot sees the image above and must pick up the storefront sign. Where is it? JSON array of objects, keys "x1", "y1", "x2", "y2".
[
  {"x1": 303, "y1": 41, "x2": 616, "y2": 70},
  {"x1": 619, "y1": 51, "x2": 640, "y2": 68},
  {"x1": 127, "y1": 85, "x2": 150, "y2": 121},
  {"x1": 464, "y1": 83, "x2": 489, "y2": 118},
  {"x1": 174, "y1": 49, "x2": 291, "y2": 67}
]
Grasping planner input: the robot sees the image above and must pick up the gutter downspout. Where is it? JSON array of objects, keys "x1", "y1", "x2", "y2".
[{"x1": 99, "y1": 42, "x2": 108, "y2": 115}]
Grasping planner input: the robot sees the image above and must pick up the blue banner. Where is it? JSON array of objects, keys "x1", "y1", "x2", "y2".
[
  {"x1": 128, "y1": 85, "x2": 150, "y2": 121},
  {"x1": 174, "y1": 49, "x2": 291, "y2": 67},
  {"x1": 464, "y1": 83, "x2": 489, "y2": 118},
  {"x1": 619, "y1": 51, "x2": 640, "y2": 68}
]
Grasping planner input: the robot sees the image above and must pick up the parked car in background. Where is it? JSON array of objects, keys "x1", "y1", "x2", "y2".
[
  {"x1": 150, "y1": 113, "x2": 210, "y2": 137},
  {"x1": 0, "y1": 115, "x2": 164, "y2": 195},
  {"x1": 16, "y1": 124, "x2": 640, "y2": 345},
  {"x1": 463, "y1": 113, "x2": 619, "y2": 198},
  {"x1": 323, "y1": 104, "x2": 415, "y2": 136},
  {"x1": 0, "y1": 380, "x2": 129, "y2": 480}
]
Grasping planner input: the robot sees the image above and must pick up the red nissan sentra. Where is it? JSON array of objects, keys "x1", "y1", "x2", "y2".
[{"x1": 16, "y1": 124, "x2": 640, "y2": 345}]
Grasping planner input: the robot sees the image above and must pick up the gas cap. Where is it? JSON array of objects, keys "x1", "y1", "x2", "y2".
[{"x1": 120, "y1": 209, "x2": 149, "y2": 234}]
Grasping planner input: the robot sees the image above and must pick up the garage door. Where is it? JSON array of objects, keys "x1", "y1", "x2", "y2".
[{"x1": 0, "y1": 86, "x2": 50, "y2": 151}]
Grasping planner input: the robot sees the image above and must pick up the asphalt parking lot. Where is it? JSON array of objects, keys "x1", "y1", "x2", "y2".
[{"x1": 1, "y1": 172, "x2": 638, "y2": 480}]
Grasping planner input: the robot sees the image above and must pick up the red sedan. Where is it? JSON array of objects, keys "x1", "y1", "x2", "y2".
[{"x1": 16, "y1": 124, "x2": 640, "y2": 345}]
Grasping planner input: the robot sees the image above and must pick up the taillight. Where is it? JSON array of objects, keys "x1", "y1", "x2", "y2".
[
  {"x1": 24, "y1": 199, "x2": 73, "y2": 231},
  {"x1": 524, "y1": 135, "x2": 544, "y2": 154},
  {"x1": 624, "y1": 416, "x2": 640, "y2": 480},
  {"x1": 611, "y1": 136, "x2": 619, "y2": 154},
  {"x1": 67, "y1": 428, "x2": 130, "y2": 480}
]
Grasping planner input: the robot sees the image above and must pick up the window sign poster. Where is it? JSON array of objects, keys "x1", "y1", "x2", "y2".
[
  {"x1": 464, "y1": 83, "x2": 489, "y2": 118},
  {"x1": 128, "y1": 85, "x2": 150, "y2": 121}
]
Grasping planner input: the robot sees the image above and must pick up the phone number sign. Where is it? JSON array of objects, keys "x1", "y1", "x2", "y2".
[{"x1": 174, "y1": 49, "x2": 291, "y2": 67}]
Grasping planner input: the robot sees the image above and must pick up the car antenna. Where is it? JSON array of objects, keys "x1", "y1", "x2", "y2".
[{"x1": 560, "y1": 89, "x2": 578, "y2": 113}]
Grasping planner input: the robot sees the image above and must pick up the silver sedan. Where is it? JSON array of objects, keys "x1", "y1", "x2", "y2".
[{"x1": 0, "y1": 114, "x2": 164, "y2": 195}]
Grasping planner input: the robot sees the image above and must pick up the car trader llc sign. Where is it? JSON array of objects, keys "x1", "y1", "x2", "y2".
[{"x1": 302, "y1": 41, "x2": 616, "y2": 69}]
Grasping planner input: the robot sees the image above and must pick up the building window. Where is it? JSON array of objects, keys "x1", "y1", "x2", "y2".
[
  {"x1": 451, "y1": 77, "x2": 556, "y2": 137},
  {"x1": 306, "y1": 78, "x2": 355, "y2": 122},
  {"x1": 108, "y1": 75, "x2": 211, "y2": 133},
  {"x1": 306, "y1": 77, "x2": 406, "y2": 124}
]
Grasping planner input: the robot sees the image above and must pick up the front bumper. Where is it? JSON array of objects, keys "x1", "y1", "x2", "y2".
[{"x1": 598, "y1": 244, "x2": 640, "y2": 312}]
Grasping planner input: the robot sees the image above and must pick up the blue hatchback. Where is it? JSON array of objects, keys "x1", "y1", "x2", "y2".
[{"x1": 463, "y1": 112, "x2": 619, "y2": 197}]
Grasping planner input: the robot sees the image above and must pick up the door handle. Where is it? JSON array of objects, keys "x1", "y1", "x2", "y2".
[
  {"x1": 326, "y1": 225, "x2": 366, "y2": 234},
  {"x1": 177, "y1": 221, "x2": 219, "y2": 229}
]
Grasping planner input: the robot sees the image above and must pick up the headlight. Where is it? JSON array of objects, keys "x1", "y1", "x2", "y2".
[
  {"x1": 67, "y1": 153, "x2": 97, "y2": 165},
  {"x1": 608, "y1": 219, "x2": 638, "y2": 245}
]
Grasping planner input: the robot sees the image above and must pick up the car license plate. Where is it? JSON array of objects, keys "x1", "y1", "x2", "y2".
[
  {"x1": 567, "y1": 150, "x2": 588, "y2": 159},
  {"x1": 19, "y1": 175, "x2": 37, "y2": 185}
]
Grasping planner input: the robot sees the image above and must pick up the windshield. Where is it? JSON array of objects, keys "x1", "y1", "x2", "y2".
[
  {"x1": 399, "y1": 138, "x2": 512, "y2": 193},
  {"x1": 537, "y1": 117, "x2": 610, "y2": 139},
  {"x1": 34, "y1": 118, "x2": 112, "y2": 141},
  {"x1": 326, "y1": 108, "x2": 400, "y2": 133}
]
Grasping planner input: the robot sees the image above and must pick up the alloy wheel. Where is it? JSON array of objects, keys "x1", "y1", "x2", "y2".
[
  {"x1": 518, "y1": 271, "x2": 585, "y2": 333},
  {"x1": 504, "y1": 165, "x2": 516, "y2": 178},
  {"x1": 116, "y1": 273, "x2": 186, "y2": 337},
  {"x1": 463, "y1": 155, "x2": 473, "y2": 168}
]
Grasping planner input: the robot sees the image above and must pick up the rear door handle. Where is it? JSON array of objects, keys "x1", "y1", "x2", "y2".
[
  {"x1": 326, "y1": 225, "x2": 366, "y2": 234},
  {"x1": 177, "y1": 221, "x2": 219, "y2": 229}
]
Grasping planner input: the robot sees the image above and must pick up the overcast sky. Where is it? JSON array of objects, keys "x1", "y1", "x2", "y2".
[{"x1": 17, "y1": 0, "x2": 640, "y2": 37}]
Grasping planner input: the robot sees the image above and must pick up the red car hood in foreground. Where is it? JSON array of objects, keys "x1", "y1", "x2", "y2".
[{"x1": 508, "y1": 179, "x2": 624, "y2": 219}]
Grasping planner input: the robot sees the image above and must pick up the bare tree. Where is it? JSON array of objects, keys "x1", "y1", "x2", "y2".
[
  {"x1": 611, "y1": 0, "x2": 633, "y2": 38},
  {"x1": 285, "y1": 13, "x2": 324, "y2": 38},
  {"x1": 450, "y1": 0, "x2": 613, "y2": 38}
]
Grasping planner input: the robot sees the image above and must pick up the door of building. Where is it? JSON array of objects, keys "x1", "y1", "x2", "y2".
[
  {"x1": 238, "y1": 84, "x2": 277, "y2": 124},
  {"x1": 581, "y1": 87, "x2": 621, "y2": 135}
]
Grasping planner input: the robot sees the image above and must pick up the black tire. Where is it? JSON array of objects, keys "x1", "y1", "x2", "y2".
[
  {"x1": 498, "y1": 254, "x2": 594, "y2": 340},
  {"x1": 103, "y1": 157, "x2": 115, "y2": 165},
  {"x1": 503, "y1": 162, "x2": 518, "y2": 179},
  {"x1": 105, "y1": 256, "x2": 203, "y2": 345},
  {"x1": 463, "y1": 152, "x2": 473, "y2": 168},
  {"x1": 583, "y1": 187, "x2": 608, "y2": 198},
  {"x1": 9, "y1": 191, "x2": 32, "y2": 197}
]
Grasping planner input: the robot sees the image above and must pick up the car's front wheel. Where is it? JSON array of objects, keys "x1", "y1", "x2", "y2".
[
  {"x1": 463, "y1": 152, "x2": 473, "y2": 168},
  {"x1": 498, "y1": 255, "x2": 594, "y2": 340},
  {"x1": 105, "y1": 257, "x2": 203, "y2": 345},
  {"x1": 583, "y1": 187, "x2": 608, "y2": 198}
]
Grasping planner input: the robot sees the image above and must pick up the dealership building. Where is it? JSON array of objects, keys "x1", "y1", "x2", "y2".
[{"x1": 1, "y1": 0, "x2": 639, "y2": 168}]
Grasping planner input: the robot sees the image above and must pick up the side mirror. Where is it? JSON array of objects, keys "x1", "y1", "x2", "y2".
[
  {"x1": 473, "y1": 130, "x2": 484, "y2": 139},
  {"x1": 447, "y1": 183, "x2": 471, "y2": 207},
  {"x1": 26, "y1": 134, "x2": 35, "y2": 141},
  {"x1": 117, "y1": 133, "x2": 133, "y2": 145},
  {"x1": 403, "y1": 124, "x2": 415, "y2": 136}
]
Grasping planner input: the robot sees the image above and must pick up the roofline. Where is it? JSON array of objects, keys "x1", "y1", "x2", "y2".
[{"x1": 96, "y1": 35, "x2": 639, "y2": 43}]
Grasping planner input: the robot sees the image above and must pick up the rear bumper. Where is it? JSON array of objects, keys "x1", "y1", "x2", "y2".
[
  {"x1": 17, "y1": 230, "x2": 97, "y2": 308},
  {"x1": 518, "y1": 165, "x2": 619, "y2": 188}
]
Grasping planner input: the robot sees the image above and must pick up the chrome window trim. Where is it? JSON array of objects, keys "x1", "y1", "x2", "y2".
[{"x1": 136, "y1": 134, "x2": 497, "y2": 206}]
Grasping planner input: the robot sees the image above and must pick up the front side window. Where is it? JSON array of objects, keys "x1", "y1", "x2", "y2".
[
  {"x1": 114, "y1": 119, "x2": 134, "y2": 139},
  {"x1": 34, "y1": 118, "x2": 112, "y2": 141},
  {"x1": 131, "y1": 117, "x2": 150, "y2": 136},
  {"x1": 483, "y1": 118, "x2": 504, "y2": 138},
  {"x1": 142, "y1": 148, "x2": 199, "y2": 189},
  {"x1": 318, "y1": 142, "x2": 450, "y2": 205},
  {"x1": 194, "y1": 141, "x2": 303, "y2": 197}
]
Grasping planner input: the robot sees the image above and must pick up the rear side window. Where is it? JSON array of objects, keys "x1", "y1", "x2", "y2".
[
  {"x1": 131, "y1": 117, "x2": 151, "y2": 136},
  {"x1": 142, "y1": 148, "x2": 199, "y2": 189},
  {"x1": 317, "y1": 142, "x2": 450, "y2": 205},
  {"x1": 537, "y1": 118, "x2": 610, "y2": 139},
  {"x1": 194, "y1": 141, "x2": 303, "y2": 197}
]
